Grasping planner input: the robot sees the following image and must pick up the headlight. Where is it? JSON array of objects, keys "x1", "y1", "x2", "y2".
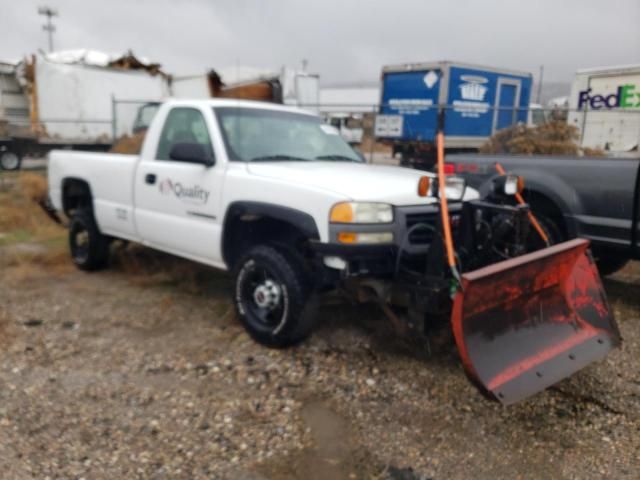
[
  {"x1": 444, "y1": 176, "x2": 466, "y2": 201},
  {"x1": 330, "y1": 202, "x2": 393, "y2": 224},
  {"x1": 505, "y1": 175, "x2": 525, "y2": 195},
  {"x1": 492, "y1": 174, "x2": 524, "y2": 196}
]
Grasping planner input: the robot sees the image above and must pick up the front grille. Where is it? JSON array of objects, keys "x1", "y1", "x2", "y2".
[
  {"x1": 404, "y1": 210, "x2": 461, "y2": 245},
  {"x1": 405, "y1": 212, "x2": 438, "y2": 244}
]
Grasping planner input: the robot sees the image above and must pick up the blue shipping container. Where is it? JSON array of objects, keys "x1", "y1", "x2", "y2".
[{"x1": 376, "y1": 61, "x2": 533, "y2": 149}]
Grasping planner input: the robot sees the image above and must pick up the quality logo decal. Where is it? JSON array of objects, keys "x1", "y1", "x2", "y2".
[{"x1": 159, "y1": 178, "x2": 210, "y2": 204}]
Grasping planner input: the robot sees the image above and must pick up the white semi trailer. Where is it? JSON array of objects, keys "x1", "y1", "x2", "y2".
[
  {"x1": 0, "y1": 50, "x2": 169, "y2": 170},
  {"x1": 567, "y1": 64, "x2": 640, "y2": 153}
]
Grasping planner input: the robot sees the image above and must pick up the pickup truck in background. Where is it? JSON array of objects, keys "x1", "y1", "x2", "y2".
[
  {"x1": 446, "y1": 153, "x2": 640, "y2": 274},
  {"x1": 47, "y1": 99, "x2": 621, "y2": 405}
]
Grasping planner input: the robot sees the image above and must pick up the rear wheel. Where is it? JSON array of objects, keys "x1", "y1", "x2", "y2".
[
  {"x1": 0, "y1": 149, "x2": 21, "y2": 171},
  {"x1": 69, "y1": 209, "x2": 110, "y2": 271},
  {"x1": 233, "y1": 245, "x2": 316, "y2": 348}
]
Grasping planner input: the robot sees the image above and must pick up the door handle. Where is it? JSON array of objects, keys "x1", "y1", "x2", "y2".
[{"x1": 145, "y1": 173, "x2": 157, "y2": 185}]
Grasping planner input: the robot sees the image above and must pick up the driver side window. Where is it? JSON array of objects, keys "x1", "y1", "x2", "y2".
[{"x1": 156, "y1": 107, "x2": 214, "y2": 161}]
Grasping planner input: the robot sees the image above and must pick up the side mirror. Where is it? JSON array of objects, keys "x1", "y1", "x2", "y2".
[{"x1": 169, "y1": 142, "x2": 214, "y2": 167}]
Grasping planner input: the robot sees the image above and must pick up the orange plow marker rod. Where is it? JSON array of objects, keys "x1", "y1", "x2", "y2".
[
  {"x1": 436, "y1": 132, "x2": 456, "y2": 269},
  {"x1": 495, "y1": 162, "x2": 549, "y2": 246}
]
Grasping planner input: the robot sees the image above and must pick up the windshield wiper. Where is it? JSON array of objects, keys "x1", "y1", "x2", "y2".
[
  {"x1": 250, "y1": 154, "x2": 309, "y2": 162},
  {"x1": 315, "y1": 154, "x2": 361, "y2": 162}
]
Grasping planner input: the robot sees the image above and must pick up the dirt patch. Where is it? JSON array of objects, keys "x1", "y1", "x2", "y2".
[
  {"x1": 255, "y1": 400, "x2": 382, "y2": 479},
  {"x1": 1, "y1": 247, "x2": 638, "y2": 478}
]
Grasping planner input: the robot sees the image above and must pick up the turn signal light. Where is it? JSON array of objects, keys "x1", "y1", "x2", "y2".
[
  {"x1": 418, "y1": 176, "x2": 431, "y2": 197},
  {"x1": 337, "y1": 232, "x2": 393, "y2": 244},
  {"x1": 330, "y1": 202, "x2": 354, "y2": 223},
  {"x1": 337, "y1": 232, "x2": 357, "y2": 243}
]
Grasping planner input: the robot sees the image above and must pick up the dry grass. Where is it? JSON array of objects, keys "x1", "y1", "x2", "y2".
[
  {"x1": 480, "y1": 121, "x2": 605, "y2": 156},
  {"x1": 358, "y1": 136, "x2": 393, "y2": 154},
  {"x1": 0, "y1": 171, "x2": 69, "y2": 276},
  {"x1": 0, "y1": 172, "x2": 58, "y2": 235},
  {"x1": 110, "y1": 244, "x2": 229, "y2": 295},
  {"x1": 109, "y1": 132, "x2": 146, "y2": 155}
]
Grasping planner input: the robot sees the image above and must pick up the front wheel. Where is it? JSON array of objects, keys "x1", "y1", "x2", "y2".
[
  {"x1": 69, "y1": 209, "x2": 110, "y2": 271},
  {"x1": 233, "y1": 246, "x2": 316, "y2": 348}
]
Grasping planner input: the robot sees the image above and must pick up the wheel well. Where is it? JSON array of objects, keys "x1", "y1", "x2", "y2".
[
  {"x1": 523, "y1": 189, "x2": 567, "y2": 239},
  {"x1": 222, "y1": 211, "x2": 318, "y2": 269},
  {"x1": 62, "y1": 178, "x2": 93, "y2": 216}
]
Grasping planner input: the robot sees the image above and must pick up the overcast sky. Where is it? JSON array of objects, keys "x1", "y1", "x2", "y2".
[{"x1": 2, "y1": 0, "x2": 639, "y2": 85}]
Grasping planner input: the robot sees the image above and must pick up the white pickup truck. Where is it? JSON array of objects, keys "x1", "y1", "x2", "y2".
[{"x1": 48, "y1": 99, "x2": 620, "y2": 405}]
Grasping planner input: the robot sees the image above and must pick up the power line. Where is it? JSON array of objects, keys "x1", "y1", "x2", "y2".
[{"x1": 38, "y1": 6, "x2": 58, "y2": 53}]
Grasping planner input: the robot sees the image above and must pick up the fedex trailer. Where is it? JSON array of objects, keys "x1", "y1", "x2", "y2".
[
  {"x1": 567, "y1": 64, "x2": 640, "y2": 153},
  {"x1": 376, "y1": 61, "x2": 532, "y2": 168}
]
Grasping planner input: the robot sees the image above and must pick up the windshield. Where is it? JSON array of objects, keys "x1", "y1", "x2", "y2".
[{"x1": 214, "y1": 107, "x2": 363, "y2": 163}]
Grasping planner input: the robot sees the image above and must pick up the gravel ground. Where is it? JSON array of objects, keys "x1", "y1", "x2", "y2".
[{"x1": 0, "y1": 246, "x2": 638, "y2": 479}]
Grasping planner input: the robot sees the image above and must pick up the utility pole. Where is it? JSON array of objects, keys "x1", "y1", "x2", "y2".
[
  {"x1": 38, "y1": 6, "x2": 58, "y2": 52},
  {"x1": 536, "y1": 64, "x2": 544, "y2": 104}
]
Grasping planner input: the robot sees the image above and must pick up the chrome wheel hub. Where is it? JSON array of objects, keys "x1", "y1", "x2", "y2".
[{"x1": 253, "y1": 279, "x2": 281, "y2": 310}]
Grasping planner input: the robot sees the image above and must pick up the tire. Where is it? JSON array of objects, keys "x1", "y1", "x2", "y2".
[
  {"x1": 594, "y1": 253, "x2": 629, "y2": 277},
  {"x1": 529, "y1": 215, "x2": 628, "y2": 276},
  {"x1": 526, "y1": 213, "x2": 564, "y2": 251},
  {"x1": 68, "y1": 209, "x2": 110, "y2": 271},
  {"x1": 233, "y1": 245, "x2": 317, "y2": 348},
  {"x1": 0, "y1": 149, "x2": 21, "y2": 171}
]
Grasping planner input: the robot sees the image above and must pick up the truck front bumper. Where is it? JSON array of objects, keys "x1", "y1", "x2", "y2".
[{"x1": 310, "y1": 203, "x2": 461, "y2": 278}]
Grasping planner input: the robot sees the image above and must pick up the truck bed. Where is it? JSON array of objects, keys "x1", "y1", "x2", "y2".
[{"x1": 48, "y1": 151, "x2": 140, "y2": 240}]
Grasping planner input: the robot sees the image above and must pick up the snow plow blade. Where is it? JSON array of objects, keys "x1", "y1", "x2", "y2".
[{"x1": 451, "y1": 238, "x2": 620, "y2": 405}]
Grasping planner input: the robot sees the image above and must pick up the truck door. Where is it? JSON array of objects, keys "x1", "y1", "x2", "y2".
[
  {"x1": 134, "y1": 106, "x2": 226, "y2": 267},
  {"x1": 493, "y1": 78, "x2": 521, "y2": 133}
]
